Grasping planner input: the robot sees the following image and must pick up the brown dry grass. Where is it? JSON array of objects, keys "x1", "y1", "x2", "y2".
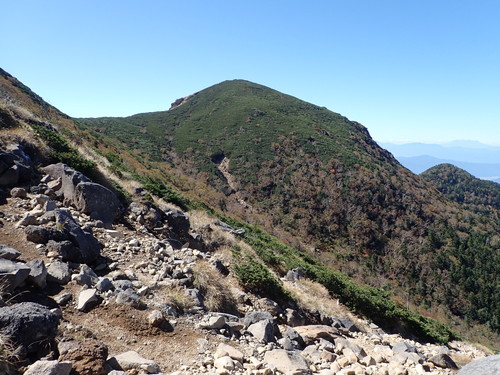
[
  {"x1": 192, "y1": 261, "x2": 237, "y2": 314},
  {"x1": 0, "y1": 332, "x2": 20, "y2": 375},
  {"x1": 161, "y1": 285, "x2": 196, "y2": 314},
  {"x1": 284, "y1": 277, "x2": 370, "y2": 331}
]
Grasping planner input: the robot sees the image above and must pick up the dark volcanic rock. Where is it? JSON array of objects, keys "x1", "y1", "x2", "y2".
[
  {"x1": 27, "y1": 259, "x2": 48, "y2": 289},
  {"x1": 0, "y1": 244, "x2": 21, "y2": 260},
  {"x1": 42, "y1": 163, "x2": 122, "y2": 223},
  {"x1": 46, "y1": 261, "x2": 71, "y2": 285},
  {"x1": 243, "y1": 311, "x2": 275, "y2": 328},
  {"x1": 54, "y1": 210, "x2": 101, "y2": 263},
  {"x1": 428, "y1": 353, "x2": 459, "y2": 370},
  {"x1": 0, "y1": 148, "x2": 33, "y2": 186},
  {"x1": 165, "y1": 209, "x2": 190, "y2": 238},
  {"x1": 74, "y1": 182, "x2": 122, "y2": 224},
  {"x1": 47, "y1": 240, "x2": 79, "y2": 261},
  {"x1": 25, "y1": 225, "x2": 67, "y2": 244},
  {"x1": 0, "y1": 302, "x2": 60, "y2": 356}
]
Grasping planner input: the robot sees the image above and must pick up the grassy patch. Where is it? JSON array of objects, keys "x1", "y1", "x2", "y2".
[
  {"x1": 192, "y1": 261, "x2": 237, "y2": 314},
  {"x1": 234, "y1": 256, "x2": 290, "y2": 302},
  {"x1": 30, "y1": 123, "x2": 97, "y2": 177},
  {"x1": 137, "y1": 175, "x2": 191, "y2": 211}
]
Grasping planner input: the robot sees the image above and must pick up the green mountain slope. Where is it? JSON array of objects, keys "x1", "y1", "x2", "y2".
[
  {"x1": 75, "y1": 80, "x2": 500, "y2": 345},
  {"x1": 422, "y1": 163, "x2": 500, "y2": 220},
  {"x1": 2, "y1": 70, "x2": 498, "y2": 347}
]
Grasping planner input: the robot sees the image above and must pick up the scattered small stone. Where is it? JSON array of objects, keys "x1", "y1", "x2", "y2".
[
  {"x1": 10, "y1": 187, "x2": 27, "y2": 198},
  {"x1": 55, "y1": 292, "x2": 73, "y2": 306},
  {"x1": 95, "y1": 277, "x2": 115, "y2": 292},
  {"x1": 215, "y1": 343, "x2": 245, "y2": 362},
  {"x1": 200, "y1": 315, "x2": 226, "y2": 330}
]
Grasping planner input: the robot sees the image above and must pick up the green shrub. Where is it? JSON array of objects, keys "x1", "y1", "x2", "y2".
[
  {"x1": 207, "y1": 208, "x2": 458, "y2": 344},
  {"x1": 234, "y1": 257, "x2": 289, "y2": 301},
  {"x1": 31, "y1": 124, "x2": 97, "y2": 176},
  {"x1": 138, "y1": 176, "x2": 190, "y2": 211}
]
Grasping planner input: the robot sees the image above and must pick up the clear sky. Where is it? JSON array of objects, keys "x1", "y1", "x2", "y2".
[{"x1": 2, "y1": 1, "x2": 500, "y2": 145}]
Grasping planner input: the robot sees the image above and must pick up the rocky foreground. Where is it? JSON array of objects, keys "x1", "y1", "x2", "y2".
[{"x1": 0, "y1": 145, "x2": 497, "y2": 375}]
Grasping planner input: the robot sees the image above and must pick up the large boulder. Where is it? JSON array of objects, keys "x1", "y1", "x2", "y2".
[
  {"x1": 42, "y1": 163, "x2": 122, "y2": 223},
  {"x1": 42, "y1": 163, "x2": 89, "y2": 202},
  {"x1": 74, "y1": 182, "x2": 122, "y2": 223},
  {"x1": 25, "y1": 225, "x2": 67, "y2": 244},
  {"x1": 0, "y1": 302, "x2": 60, "y2": 356},
  {"x1": 165, "y1": 209, "x2": 190, "y2": 238},
  {"x1": 247, "y1": 319, "x2": 276, "y2": 343}
]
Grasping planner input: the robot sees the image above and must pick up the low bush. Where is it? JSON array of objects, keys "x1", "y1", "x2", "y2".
[
  {"x1": 30, "y1": 124, "x2": 97, "y2": 177},
  {"x1": 138, "y1": 176, "x2": 190, "y2": 211},
  {"x1": 234, "y1": 256, "x2": 290, "y2": 302}
]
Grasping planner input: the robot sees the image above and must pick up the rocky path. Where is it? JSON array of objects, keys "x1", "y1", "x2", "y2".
[{"x1": 0, "y1": 147, "x2": 494, "y2": 375}]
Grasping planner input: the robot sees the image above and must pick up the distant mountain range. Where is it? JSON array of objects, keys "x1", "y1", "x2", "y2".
[{"x1": 380, "y1": 141, "x2": 500, "y2": 181}]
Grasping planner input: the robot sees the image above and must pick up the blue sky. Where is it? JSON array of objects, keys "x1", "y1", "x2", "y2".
[{"x1": 2, "y1": 1, "x2": 500, "y2": 145}]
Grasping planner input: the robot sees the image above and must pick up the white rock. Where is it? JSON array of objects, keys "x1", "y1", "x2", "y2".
[
  {"x1": 111, "y1": 350, "x2": 160, "y2": 373},
  {"x1": 24, "y1": 360, "x2": 72, "y2": 375},
  {"x1": 128, "y1": 238, "x2": 140, "y2": 247},
  {"x1": 148, "y1": 310, "x2": 164, "y2": 327},
  {"x1": 138, "y1": 286, "x2": 149, "y2": 296},
  {"x1": 215, "y1": 343, "x2": 245, "y2": 362},
  {"x1": 337, "y1": 356, "x2": 351, "y2": 368},
  {"x1": 214, "y1": 356, "x2": 236, "y2": 371},
  {"x1": 263, "y1": 349, "x2": 309, "y2": 375},
  {"x1": 77, "y1": 288, "x2": 98, "y2": 311},
  {"x1": 360, "y1": 355, "x2": 376, "y2": 366},
  {"x1": 200, "y1": 315, "x2": 226, "y2": 329}
]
